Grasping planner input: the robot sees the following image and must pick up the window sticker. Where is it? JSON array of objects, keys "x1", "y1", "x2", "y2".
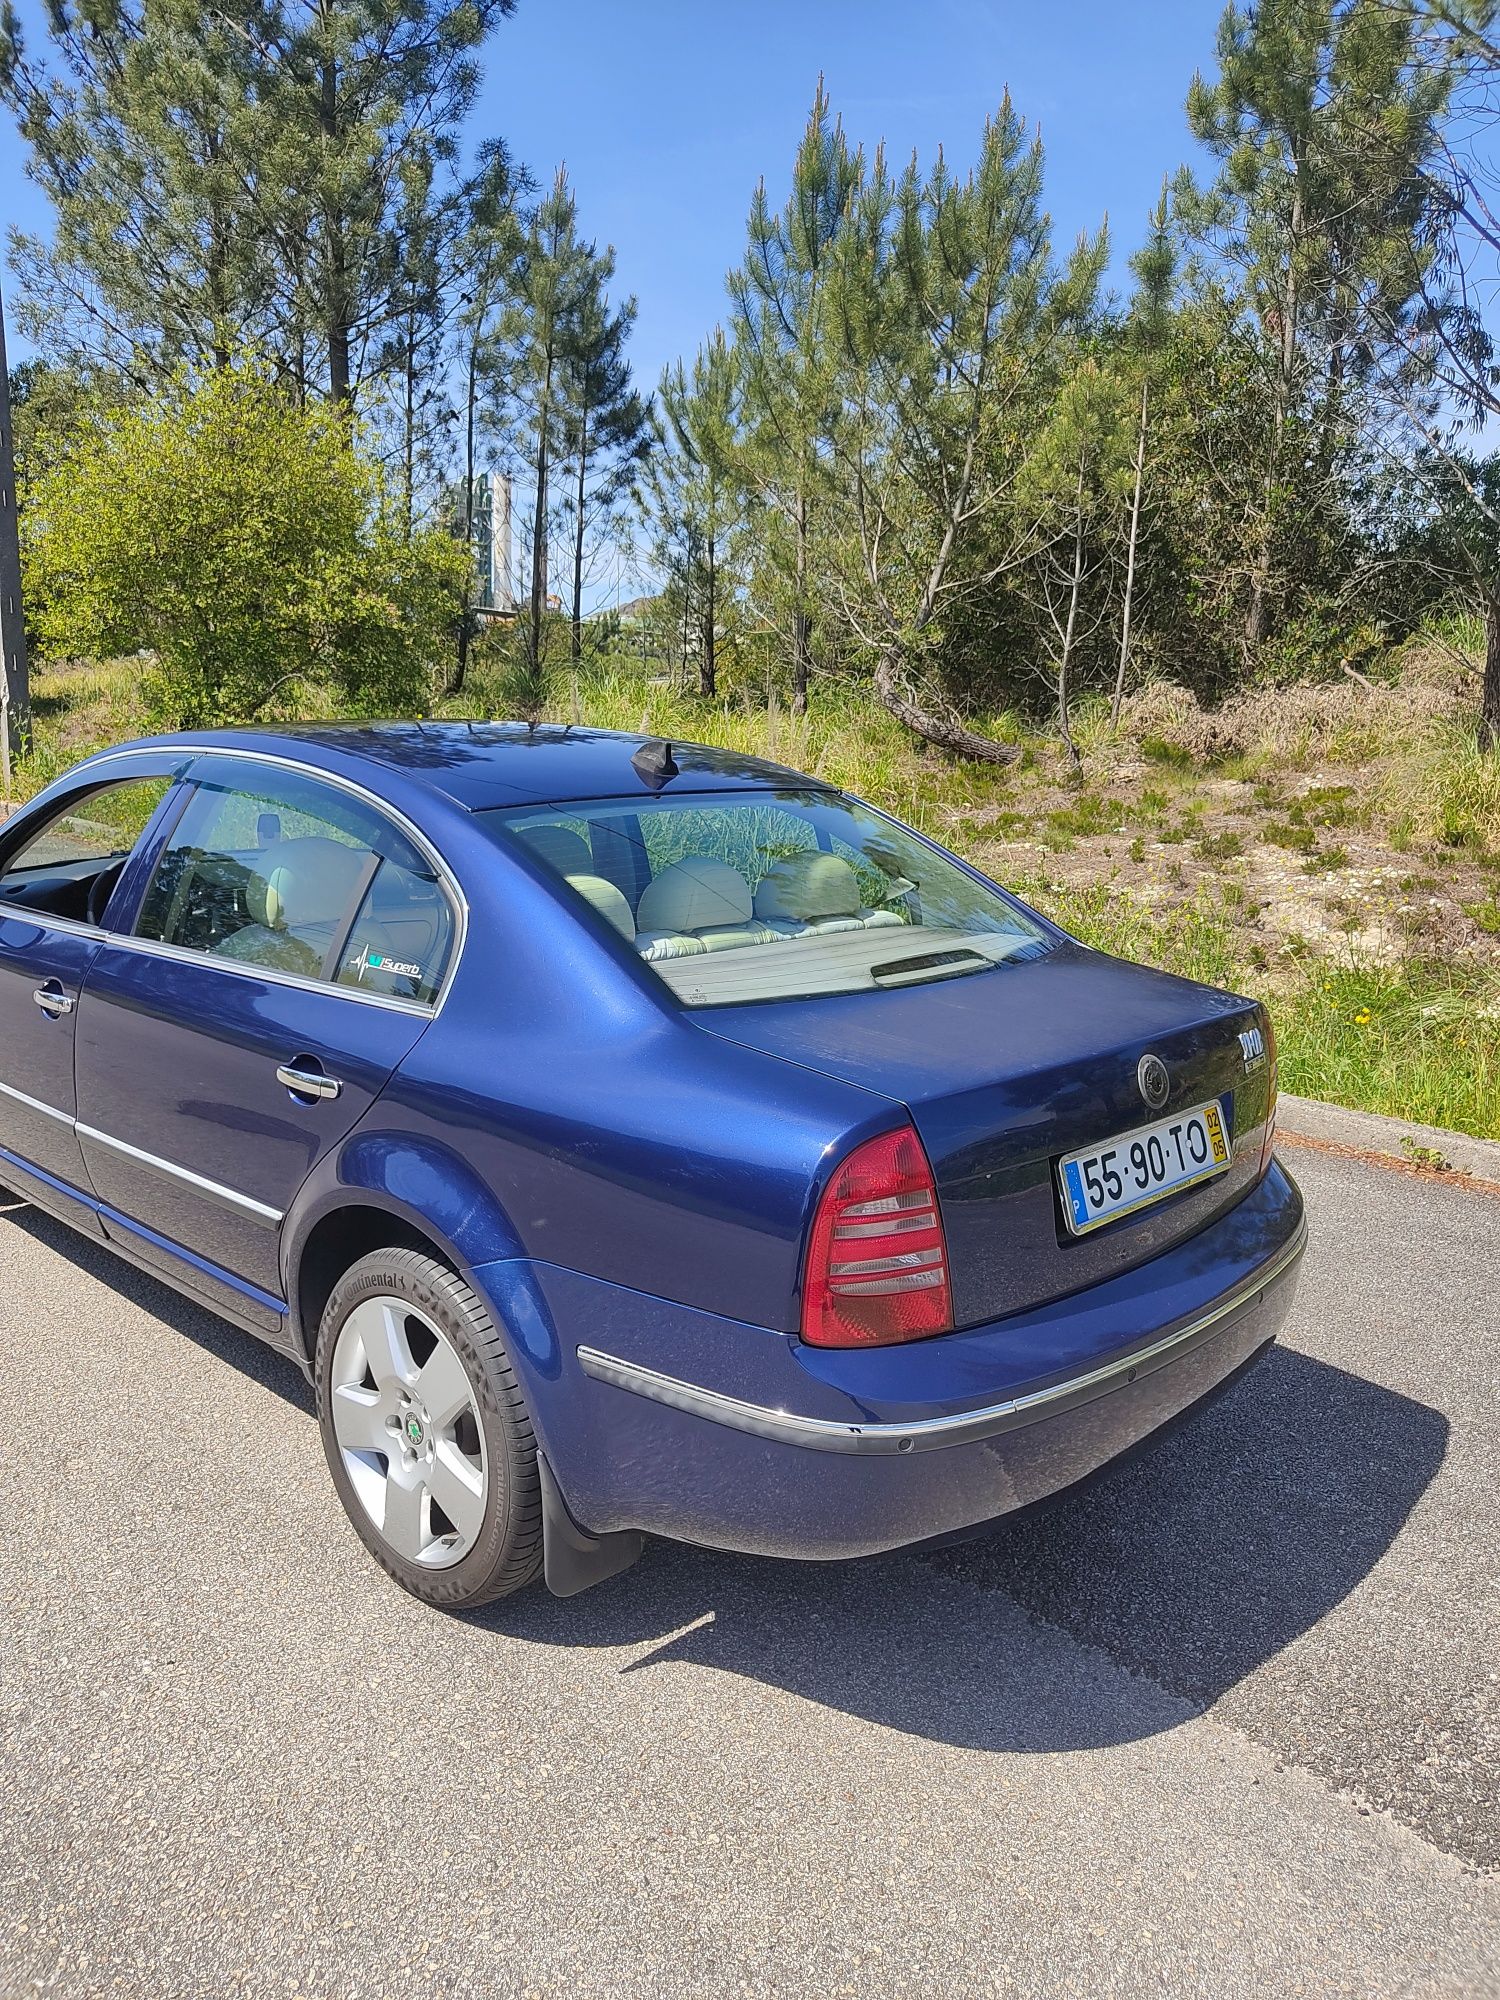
[{"x1": 350, "y1": 945, "x2": 425, "y2": 983}]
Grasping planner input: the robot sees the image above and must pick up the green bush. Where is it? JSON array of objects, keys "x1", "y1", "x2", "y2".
[{"x1": 21, "y1": 361, "x2": 470, "y2": 727}]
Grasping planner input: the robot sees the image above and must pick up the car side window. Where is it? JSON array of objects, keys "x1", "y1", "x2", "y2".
[
  {"x1": 133, "y1": 766, "x2": 452, "y2": 999},
  {"x1": 334, "y1": 854, "x2": 456, "y2": 1006},
  {"x1": 0, "y1": 776, "x2": 173, "y2": 927}
]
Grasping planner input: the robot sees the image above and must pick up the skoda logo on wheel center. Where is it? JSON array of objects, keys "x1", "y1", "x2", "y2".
[
  {"x1": 405, "y1": 1415, "x2": 424, "y2": 1448},
  {"x1": 1137, "y1": 1052, "x2": 1171, "y2": 1110}
]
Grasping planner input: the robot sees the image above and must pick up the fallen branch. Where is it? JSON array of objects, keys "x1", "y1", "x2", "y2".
[{"x1": 873, "y1": 651, "x2": 1021, "y2": 765}]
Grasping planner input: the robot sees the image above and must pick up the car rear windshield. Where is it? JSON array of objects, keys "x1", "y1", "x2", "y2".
[{"x1": 485, "y1": 790, "x2": 1052, "y2": 1007}]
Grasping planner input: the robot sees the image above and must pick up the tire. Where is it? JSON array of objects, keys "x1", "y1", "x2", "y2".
[{"x1": 315, "y1": 1247, "x2": 543, "y2": 1609}]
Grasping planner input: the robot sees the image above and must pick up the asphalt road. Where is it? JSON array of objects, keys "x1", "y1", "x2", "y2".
[{"x1": 1, "y1": 1146, "x2": 1497, "y2": 1999}]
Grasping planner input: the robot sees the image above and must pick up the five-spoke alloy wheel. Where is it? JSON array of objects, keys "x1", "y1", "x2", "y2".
[
  {"x1": 316, "y1": 1249, "x2": 543, "y2": 1607},
  {"x1": 329, "y1": 1294, "x2": 488, "y2": 1568}
]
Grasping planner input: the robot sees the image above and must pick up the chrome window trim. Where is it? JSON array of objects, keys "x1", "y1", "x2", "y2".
[
  {"x1": 75, "y1": 1122, "x2": 284, "y2": 1227},
  {"x1": 0, "y1": 743, "x2": 469, "y2": 1017},
  {"x1": 0, "y1": 909, "x2": 106, "y2": 943},
  {"x1": 576, "y1": 1218, "x2": 1307, "y2": 1457},
  {"x1": 101, "y1": 929, "x2": 437, "y2": 1018}
]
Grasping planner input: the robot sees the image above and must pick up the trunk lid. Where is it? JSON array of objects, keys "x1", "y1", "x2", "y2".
[{"x1": 696, "y1": 941, "x2": 1274, "y2": 1328}]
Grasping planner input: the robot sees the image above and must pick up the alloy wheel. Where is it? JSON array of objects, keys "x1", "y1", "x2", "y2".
[{"x1": 328, "y1": 1294, "x2": 489, "y2": 1569}]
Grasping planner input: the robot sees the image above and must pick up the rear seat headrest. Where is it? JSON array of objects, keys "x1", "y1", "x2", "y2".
[
  {"x1": 753, "y1": 851, "x2": 862, "y2": 923},
  {"x1": 565, "y1": 872, "x2": 634, "y2": 940},
  {"x1": 637, "y1": 856, "x2": 753, "y2": 934},
  {"x1": 516, "y1": 821, "x2": 592, "y2": 875}
]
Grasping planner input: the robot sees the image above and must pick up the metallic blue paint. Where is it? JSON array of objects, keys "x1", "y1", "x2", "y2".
[
  {"x1": 473, "y1": 1163, "x2": 1303, "y2": 1556},
  {"x1": 98, "y1": 1202, "x2": 288, "y2": 1333},
  {"x1": 0, "y1": 724, "x2": 1307, "y2": 1580},
  {"x1": 0, "y1": 913, "x2": 102, "y2": 1212}
]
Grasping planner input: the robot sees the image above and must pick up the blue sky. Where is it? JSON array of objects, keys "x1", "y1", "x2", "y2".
[{"x1": 0, "y1": 0, "x2": 1226, "y2": 386}]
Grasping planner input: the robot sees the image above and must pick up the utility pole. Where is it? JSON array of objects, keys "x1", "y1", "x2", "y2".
[{"x1": 0, "y1": 277, "x2": 32, "y2": 791}]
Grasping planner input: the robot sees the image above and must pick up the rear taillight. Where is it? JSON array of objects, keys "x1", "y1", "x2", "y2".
[
  {"x1": 801, "y1": 1125, "x2": 954, "y2": 1348},
  {"x1": 1260, "y1": 1012, "x2": 1279, "y2": 1175}
]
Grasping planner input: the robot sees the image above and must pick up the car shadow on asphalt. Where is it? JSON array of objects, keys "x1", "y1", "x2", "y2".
[
  {"x1": 10, "y1": 1195, "x2": 1448, "y2": 1752},
  {"x1": 474, "y1": 1342, "x2": 1449, "y2": 1751}
]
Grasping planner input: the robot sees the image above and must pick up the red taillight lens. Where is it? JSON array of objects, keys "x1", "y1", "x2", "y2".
[
  {"x1": 1260, "y1": 1012, "x2": 1279, "y2": 1175},
  {"x1": 801, "y1": 1125, "x2": 954, "y2": 1348}
]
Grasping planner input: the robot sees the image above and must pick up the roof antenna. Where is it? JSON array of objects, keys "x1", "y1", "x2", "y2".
[{"x1": 631, "y1": 739, "x2": 679, "y2": 791}]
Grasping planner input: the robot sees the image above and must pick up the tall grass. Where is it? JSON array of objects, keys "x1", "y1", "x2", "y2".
[{"x1": 1278, "y1": 961, "x2": 1500, "y2": 1139}]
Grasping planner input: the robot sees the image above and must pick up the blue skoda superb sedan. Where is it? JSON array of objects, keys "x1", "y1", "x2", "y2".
[{"x1": 0, "y1": 724, "x2": 1305, "y2": 1607}]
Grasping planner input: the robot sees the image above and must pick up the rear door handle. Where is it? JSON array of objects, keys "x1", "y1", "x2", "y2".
[
  {"x1": 33, "y1": 984, "x2": 75, "y2": 1018},
  {"x1": 276, "y1": 1062, "x2": 343, "y2": 1102}
]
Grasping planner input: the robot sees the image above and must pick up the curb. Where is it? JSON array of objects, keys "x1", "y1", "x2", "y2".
[{"x1": 1277, "y1": 1092, "x2": 1500, "y2": 1190}]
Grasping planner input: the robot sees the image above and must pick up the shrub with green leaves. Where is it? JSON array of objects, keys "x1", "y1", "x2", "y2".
[{"x1": 21, "y1": 362, "x2": 471, "y2": 726}]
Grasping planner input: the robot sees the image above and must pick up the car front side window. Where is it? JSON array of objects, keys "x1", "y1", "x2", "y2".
[{"x1": 0, "y1": 775, "x2": 174, "y2": 927}]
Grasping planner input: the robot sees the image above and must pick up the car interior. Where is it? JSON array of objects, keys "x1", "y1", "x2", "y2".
[
  {"x1": 0, "y1": 790, "x2": 454, "y2": 1006},
  {"x1": 500, "y1": 804, "x2": 1052, "y2": 1008},
  {"x1": 0, "y1": 849, "x2": 130, "y2": 927},
  {"x1": 513, "y1": 821, "x2": 907, "y2": 963}
]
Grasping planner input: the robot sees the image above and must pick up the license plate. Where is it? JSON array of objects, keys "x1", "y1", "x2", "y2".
[{"x1": 1058, "y1": 1100, "x2": 1230, "y2": 1236}]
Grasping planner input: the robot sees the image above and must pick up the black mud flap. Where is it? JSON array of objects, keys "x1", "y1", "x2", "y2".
[{"x1": 538, "y1": 1452, "x2": 644, "y2": 1597}]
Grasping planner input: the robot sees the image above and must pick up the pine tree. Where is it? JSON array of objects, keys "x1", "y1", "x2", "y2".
[
  {"x1": 250, "y1": 0, "x2": 514, "y2": 408},
  {"x1": 1019, "y1": 360, "x2": 1134, "y2": 767},
  {"x1": 1178, "y1": 0, "x2": 1455, "y2": 653},
  {"x1": 493, "y1": 169, "x2": 597, "y2": 679},
  {"x1": 378, "y1": 142, "x2": 453, "y2": 537},
  {"x1": 0, "y1": 0, "x2": 515, "y2": 407},
  {"x1": 1111, "y1": 180, "x2": 1177, "y2": 727},
  {"x1": 820, "y1": 95, "x2": 1106, "y2": 762},
  {"x1": 0, "y1": 0, "x2": 269, "y2": 375},
  {"x1": 728, "y1": 80, "x2": 858, "y2": 715},
  {"x1": 557, "y1": 248, "x2": 649, "y2": 677},
  {"x1": 640, "y1": 330, "x2": 741, "y2": 698},
  {"x1": 448, "y1": 142, "x2": 523, "y2": 695}
]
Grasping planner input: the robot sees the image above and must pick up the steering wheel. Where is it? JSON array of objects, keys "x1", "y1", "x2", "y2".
[{"x1": 86, "y1": 861, "x2": 125, "y2": 929}]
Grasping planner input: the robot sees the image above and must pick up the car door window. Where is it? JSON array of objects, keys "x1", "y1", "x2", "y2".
[
  {"x1": 334, "y1": 853, "x2": 456, "y2": 1006},
  {"x1": 133, "y1": 766, "x2": 452, "y2": 997},
  {"x1": 0, "y1": 776, "x2": 173, "y2": 926}
]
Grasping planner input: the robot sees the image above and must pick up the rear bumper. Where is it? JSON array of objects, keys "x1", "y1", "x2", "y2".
[{"x1": 477, "y1": 1160, "x2": 1306, "y2": 1561}]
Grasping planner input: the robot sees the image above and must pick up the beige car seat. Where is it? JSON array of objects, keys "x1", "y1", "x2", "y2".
[
  {"x1": 214, "y1": 836, "x2": 378, "y2": 979},
  {"x1": 516, "y1": 822, "x2": 593, "y2": 875},
  {"x1": 565, "y1": 872, "x2": 635, "y2": 940},
  {"x1": 635, "y1": 857, "x2": 778, "y2": 961},
  {"x1": 752, "y1": 852, "x2": 905, "y2": 936}
]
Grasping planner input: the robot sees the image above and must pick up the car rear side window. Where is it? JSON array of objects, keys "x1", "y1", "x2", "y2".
[
  {"x1": 134, "y1": 765, "x2": 454, "y2": 1001},
  {"x1": 333, "y1": 855, "x2": 455, "y2": 1006}
]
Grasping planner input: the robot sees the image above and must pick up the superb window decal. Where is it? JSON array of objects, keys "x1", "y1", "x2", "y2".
[{"x1": 353, "y1": 946, "x2": 426, "y2": 983}]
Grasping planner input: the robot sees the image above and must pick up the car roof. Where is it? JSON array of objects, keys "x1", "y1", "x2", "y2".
[{"x1": 129, "y1": 722, "x2": 836, "y2": 811}]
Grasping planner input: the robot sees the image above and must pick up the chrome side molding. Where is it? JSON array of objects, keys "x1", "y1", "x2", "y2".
[{"x1": 75, "y1": 1123, "x2": 284, "y2": 1227}]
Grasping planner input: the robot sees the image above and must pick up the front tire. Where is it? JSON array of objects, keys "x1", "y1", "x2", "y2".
[{"x1": 315, "y1": 1248, "x2": 543, "y2": 1608}]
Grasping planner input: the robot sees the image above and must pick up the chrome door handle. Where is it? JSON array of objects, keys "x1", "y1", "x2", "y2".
[
  {"x1": 33, "y1": 986, "x2": 75, "y2": 1018},
  {"x1": 276, "y1": 1063, "x2": 342, "y2": 1102}
]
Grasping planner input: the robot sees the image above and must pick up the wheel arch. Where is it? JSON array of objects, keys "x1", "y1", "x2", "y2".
[{"x1": 283, "y1": 1129, "x2": 527, "y2": 1366}]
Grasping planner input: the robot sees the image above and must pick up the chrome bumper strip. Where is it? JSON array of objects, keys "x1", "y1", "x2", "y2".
[{"x1": 576, "y1": 1218, "x2": 1307, "y2": 1457}]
